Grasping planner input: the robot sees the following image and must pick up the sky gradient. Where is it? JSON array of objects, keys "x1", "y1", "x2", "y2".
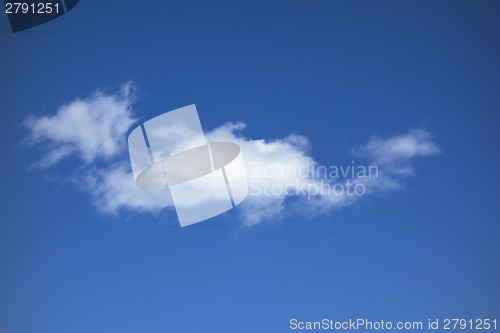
[{"x1": 1, "y1": 1, "x2": 499, "y2": 332}]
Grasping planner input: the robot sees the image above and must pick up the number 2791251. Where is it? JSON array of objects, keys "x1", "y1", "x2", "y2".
[{"x1": 5, "y1": 2, "x2": 60, "y2": 14}]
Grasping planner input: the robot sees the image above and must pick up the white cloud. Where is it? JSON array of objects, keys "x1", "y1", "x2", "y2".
[
  {"x1": 24, "y1": 84, "x2": 441, "y2": 227},
  {"x1": 24, "y1": 82, "x2": 137, "y2": 168},
  {"x1": 354, "y1": 129, "x2": 441, "y2": 175},
  {"x1": 80, "y1": 163, "x2": 172, "y2": 215},
  {"x1": 205, "y1": 124, "x2": 440, "y2": 226}
]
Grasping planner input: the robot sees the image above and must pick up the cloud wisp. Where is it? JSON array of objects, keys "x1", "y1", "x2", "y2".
[
  {"x1": 24, "y1": 82, "x2": 137, "y2": 168},
  {"x1": 24, "y1": 84, "x2": 441, "y2": 227}
]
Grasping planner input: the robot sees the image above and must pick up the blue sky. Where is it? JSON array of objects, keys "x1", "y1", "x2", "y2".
[{"x1": 1, "y1": 1, "x2": 499, "y2": 332}]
